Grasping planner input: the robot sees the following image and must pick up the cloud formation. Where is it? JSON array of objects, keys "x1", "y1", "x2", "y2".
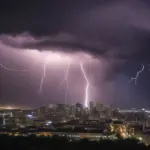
[{"x1": 0, "y1": 0, "x2": 150, "y2": 63}]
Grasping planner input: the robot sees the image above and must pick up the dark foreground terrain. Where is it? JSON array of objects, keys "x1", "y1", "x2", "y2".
[{"x1": 0, "y1": 135, "x2": 150, "y2": 150}]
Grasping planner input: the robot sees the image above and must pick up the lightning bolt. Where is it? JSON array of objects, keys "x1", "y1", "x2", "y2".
[
  {"x1": 59, "y1": 62, "x2": 70, "y2": 104},
  {"x1": 0, "y1": 64, "x2": 26, "y2": 72},
  {"x1": 39, "y1": 51, "x2": 53, "y2": 94},
  {"x1": 129, "y1": 64, "x2": 144, "y2": 85},
  {"x1": 80, "y1": 62, "x2": 89, "y2": 108},
  {"x1": 39, "y1": 60, "x2": 48, "y2": 94}
]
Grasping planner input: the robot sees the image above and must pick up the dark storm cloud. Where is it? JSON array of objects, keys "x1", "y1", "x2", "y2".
[
  {"x1": 1, "y1": 0, "x2": 150, "y2": 61},
  {"x1": 1, "y1": 0, "x2": 150, "y2": 88},
  {"x1": 0, "y1": 33, "x2": 109, "y2": 57}
]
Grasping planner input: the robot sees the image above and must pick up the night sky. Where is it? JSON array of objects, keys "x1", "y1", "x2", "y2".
[{"x1": 1, "y1": 0, "x2": 150, "y2": 108}]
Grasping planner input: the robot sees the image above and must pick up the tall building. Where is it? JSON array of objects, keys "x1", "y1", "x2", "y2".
[
  {"x1": 89, "y1": 101, "x2": 94, "y2": 111},
  {"x1": 70, "y1": 105, "x2": 75, "y2": 115},
  {"x1": 145, "y1": 115, "x2": 150, "y2": 127},
  {"x1": 76, "y1": 103, "x2": 83, "y2": 111},
  {"x1": 105, "y1": 106, "x2": 112, "y2": 118},
  {"x1": 96, "y1": 102, "x2": 104, "y2": 111},
  {"x1": 75, "y1": 103, "x2": 83, "y2": 118}
]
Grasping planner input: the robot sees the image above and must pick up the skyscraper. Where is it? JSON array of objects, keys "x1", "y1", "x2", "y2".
[
  {"x1": 89, "y1": 101, "x2": 94, "y2": 111},
  {"x1": 96, "y1": 103, "x2": 104, "y2": 111}
]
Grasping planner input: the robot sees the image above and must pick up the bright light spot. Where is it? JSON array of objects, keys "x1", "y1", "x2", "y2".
[
  {"x1": 121, "y1": 132, "x2": 126, "y2": 138},
  {"x1": 26, "y1": 114, "x2": 33, "y2": 118},
  {"x1": 46, "y1": 121, "x2": 52, "y2": 124},
  {"x1": 39, "y1": 51, "x2": 73, "y2": 64},
  {"x1": 24, "y1": 49, "x2": 96, "y2": 65},
  {"x1": 7, "y1": 106, "x2": 12, "y2": 110},
  {"x1": 138, "y1": 137, "x2": 142, "y2": 141}
]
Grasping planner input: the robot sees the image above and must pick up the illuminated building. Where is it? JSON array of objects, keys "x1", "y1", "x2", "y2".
[{"x1": 109, "y1": 120, "x2": 130, "y2": 138}]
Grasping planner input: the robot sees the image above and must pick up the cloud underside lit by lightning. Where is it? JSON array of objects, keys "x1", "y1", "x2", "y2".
[
  {"x1": 80, "y1": 62, "x2": 90, "y2": 108},
  {"x1": 129, "y1": 64, "x2": 144, "y2": 85}
]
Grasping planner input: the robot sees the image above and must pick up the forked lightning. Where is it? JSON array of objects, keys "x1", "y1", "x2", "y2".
[
  {"x1": 129, "y1": 64, "x2": 144, "y2": 85},
  {"x1": 80, "y1": 62, "x2": 90, "y2": 108},
  {"x1": 0, "y1": 64, "x2": 26, "y2": 72}
]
